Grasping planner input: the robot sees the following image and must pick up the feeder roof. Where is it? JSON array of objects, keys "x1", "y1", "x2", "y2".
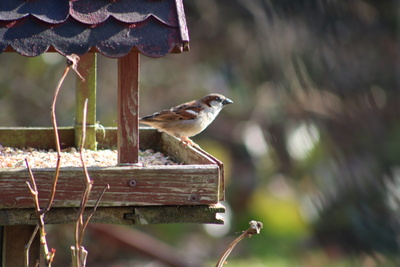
[{"x1": 0, "y1": 0, "x2": 189, "y2": 58}]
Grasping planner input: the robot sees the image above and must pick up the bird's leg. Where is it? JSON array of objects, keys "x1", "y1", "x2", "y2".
[{"x1": 179, "y1": 136, "x2": 198, "y2": 147}]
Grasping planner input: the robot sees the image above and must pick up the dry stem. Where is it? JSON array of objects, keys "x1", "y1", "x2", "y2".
[
  {"x1": 72, "y1": 98, "x2": 109, "y2": 267},
  {"x1": 41, "y1": 55, "x2": 84, "y2": 214},
  {"x1": 74, "y1": 98, "x2": 93, "y2": 267},
  {"x1": 25, "y1": 160, "x2": 55, "y2": 266},
  {"x1": 24, "y1": 219, "x2": 39, "y2": 267},
  {"x1": 215, "y1": 220, "x2": 263, "y2": 267},
  {"x1": 24, "y1": 54, "x2": 84, "y2": 266}
]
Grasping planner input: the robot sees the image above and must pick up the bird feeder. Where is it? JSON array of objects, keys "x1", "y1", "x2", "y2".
[{"x1": 0, "y1": 1, "x2": 225, "y2": 265}]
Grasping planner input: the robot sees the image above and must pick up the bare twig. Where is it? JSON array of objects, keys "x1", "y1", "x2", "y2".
[
  {"x1": 24, "y1": 54, "x2": 83, "y2": 266},
  {"x1": 66, "y1": 54, "x2": 85, "y2": 82},
  {"x1": 25, "y1": 160, "x2": 55, "y2": 266},
  {"x1": 82, "y1": 184, "x2": 110, "y2": 232},
  {"x1": 72, "y1": 98, "x2": 109, "y2": 267},
  {"x1": 79, "y1": 99, "x2": 91, "y2": 185},
  {"x1": 215, "y1": 220, "x2": 263, "y2": 267},
  {"x1": 41, "y1": 55, "x2": 83, "y2": 215},
  {"x1": 73, "y1": 98, "x2": 92, "y2": 267},
  {"x1": 25, "y1": 159, "x2": 40, "y2": 215},
  {"x1": 24, "y1": 224, "x2": 39, "y2": 267}
]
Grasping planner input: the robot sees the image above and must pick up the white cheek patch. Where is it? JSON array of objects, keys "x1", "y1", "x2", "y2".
[
  {"x1": 186, "y1": 109, "x2": 198, "y2": 115},
  {"x1": 210, "y1": 100, "x2": 222, "y2": 109}
]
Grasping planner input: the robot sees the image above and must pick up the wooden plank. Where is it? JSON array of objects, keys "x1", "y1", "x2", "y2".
[
  {"x1": 0, "y1": 204, "x2": 225, "y2": 225},
  {"x1": 192, "y1": 146, "x2": 226, "y2": 201},
  {"x1": 97, "y1": 127, "x2": 163, "y2": 151},
  {"x1": 117, "y1": 52, "x2": 139, "y2": 164},
  {"x1": 0, "y1": 127, "x2": 160, "y2": 150},
  {"x1": 0, "y1": 207, "x2": 133, "y2": 225},
  {"x1": 130, "y1": 203, "x2": 225, "y2": 224},
  {"x1": 0, "y1": 165, "x2": 220, "y2": 208},
  {"x1": 75, "y1": 53, "x2": 97, "y2": 150},
  {"x1": 0, "y1": 127, "x2": 224, "y2": 207},
  {"x1": 161, "y1": 134, "x2": 215, "y2": 164},
  {"x1": 162, "y1": 134, "x2": 225, "y2": 200},
  {"x1": 2, "y1": 225, "x2": 40, "y2": 266},
  {"x1": 0, "y1": 127, "x2": 75, "y2": 150}
]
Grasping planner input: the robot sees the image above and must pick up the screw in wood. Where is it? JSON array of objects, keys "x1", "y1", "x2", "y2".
[
  {"x1": 189, "y1": 194, "x2": 199, "y2": 202},
  {"x1": 128, "y1": 180, "x2": 137, "y2": 187}
]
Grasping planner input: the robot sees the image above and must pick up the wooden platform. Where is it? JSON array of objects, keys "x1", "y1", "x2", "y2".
[{"x1": 0, "y1": 127, "x2": 225, "y2": 224}]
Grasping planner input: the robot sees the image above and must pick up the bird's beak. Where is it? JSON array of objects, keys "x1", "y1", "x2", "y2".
[{"x1": 223, "y1": 98, "x2": 233, "y2": 105}]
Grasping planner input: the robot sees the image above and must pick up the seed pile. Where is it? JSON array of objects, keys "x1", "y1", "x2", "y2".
[{"x1": 0, "y1": 147, "x2": 178, "y2": 168}]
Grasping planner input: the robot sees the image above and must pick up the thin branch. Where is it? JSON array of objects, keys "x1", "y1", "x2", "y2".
[
  {"x1": 40, "y1": 67, "x2": 67, "y2": 214},
  {"x1": 73, "y1": 98, "x2": 91, "y2": 267},
  {"x1": 41, "y1": 54, "x2": 84, "y2": 215},
  {"x1": 79, "y1": 98, "x2": 91, "y2": 185},
  {"x1": 82, "y1": 184, "x2": 110, "y2": 232},
  {"x1": 67, "y1": 54, "x2": 85, "y2": 82},
  {"x1": 25, "y1": 159, "x2": 54, "y2": 265},
  {"x1": 24, "y1": 55, "x2": 83, "y2": 266},
  {"x1": 73, "y1": 98, "x2": 109, "y2": 267},
  {"x1": 215, "y1": 220, "x2": 263, "y2": 267},
  {"x1": 25, "y1": 159, "x2": 39, "y2": 212},
  {"x1": 24, "y1": 224, "x2": 39, "y2": 267}
]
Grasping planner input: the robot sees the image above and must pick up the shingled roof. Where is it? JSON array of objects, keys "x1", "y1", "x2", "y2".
[{"x1": 0, "y1": 0, "x2": 189, "y2": 58}]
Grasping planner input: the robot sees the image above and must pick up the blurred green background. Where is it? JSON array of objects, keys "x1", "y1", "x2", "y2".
[{"x1": 1, "y1": 0, "x2": 400, "y2": 266}]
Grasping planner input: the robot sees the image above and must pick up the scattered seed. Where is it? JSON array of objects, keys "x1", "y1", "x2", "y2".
[{"x1": 0, "y1": 147, "x2": 178, "y2": 168}]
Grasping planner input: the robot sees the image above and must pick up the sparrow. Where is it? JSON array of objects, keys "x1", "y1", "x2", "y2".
[{"x1": 139, "y1": 93, "x2": 233, "y2": 146}]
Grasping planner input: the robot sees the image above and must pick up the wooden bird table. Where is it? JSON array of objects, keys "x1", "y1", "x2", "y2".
[
  {"x1": 0, "y1": 1, "x2": 225, "y2": 264},
  {"x1": 0, "y1": 53, "x2": 225, "y2": 265}
]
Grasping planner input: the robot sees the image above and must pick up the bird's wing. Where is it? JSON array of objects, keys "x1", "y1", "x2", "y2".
[{"x1": 140, "y1": 101, "x2": 203, "y2": 122}]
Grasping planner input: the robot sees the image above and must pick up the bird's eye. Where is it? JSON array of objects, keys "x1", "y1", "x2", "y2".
[{"x1": 215, "y1": 97, "x2": 221, "y2": 102}]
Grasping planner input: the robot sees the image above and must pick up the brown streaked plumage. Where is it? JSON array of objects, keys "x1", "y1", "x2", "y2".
[{"x1": 140, "y1": 93, "x2": 233, "y2": 145}]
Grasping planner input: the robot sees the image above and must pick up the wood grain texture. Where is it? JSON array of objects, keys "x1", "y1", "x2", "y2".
[
  {"x1": 0, "y1": 127, "x2": 75, "y2": 150},
  {"x1": 0, "y1": 207, "x2": 133, "y2": 225},
  {"x1": 0, "y1": 127, "x2": 224, "y2": 224},
  {"x1": 0, "y1": 127, "x2": 160, "y2": 150},
  {"x1": 0, "y1": 165, "x2": 219, "y2": 208},
  {"x1": 0, "y1": 204, "x2": 225, "y2": 225},
  {"x1": 117, "y1": 51, "x2": 139, "y2": 164},
  {"x1": 161, "y1": 133, "x2": 225, "y2": 200},
  {"x1": 131, "y1": 203, "x2": 225, "y2": 224}
]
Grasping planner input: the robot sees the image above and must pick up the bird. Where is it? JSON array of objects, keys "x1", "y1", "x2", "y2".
[{"x1": 139, "y1": 93, "x2": 233, "y2": 146}]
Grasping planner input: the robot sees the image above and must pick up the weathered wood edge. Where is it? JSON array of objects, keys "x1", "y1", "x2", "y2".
[
  {"x1": 0, "y1": 127, "x2": 167, "y2": 151},
  {"x1": 191, "y1": 146, "x2": 226, "y2": 201},
  {"x1": 0, "y1": 204, "x2": 225, "y2": 225},
  {"x1": 0, "y1": 164, "x2": 220, "y2": 208},
  {"x1": 161, "y1": 133, "x2": 225, "y2": 201},
  {"x1": 130, "y1": 203, "x2": 225, "y2": 224},
  {"x1": 0, "y1": 127, "x2": 226, "y2": 224},
  {"x1": 117, "y1": 52, "x2": 139, "y2": 164}
]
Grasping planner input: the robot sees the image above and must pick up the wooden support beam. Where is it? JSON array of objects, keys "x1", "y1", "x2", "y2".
[
  {"x1": 0, "y1": 204, "x2": 225, "y2": 225},
  {"x1": 128, "y1": 204, "x2": 225, "y2": 224},
  {"x1": 117, "y1": 52, "x2": 139, "y2": 164},
  {"x1": 75, "y1": 53, "x2": 97, "y2": 150}
]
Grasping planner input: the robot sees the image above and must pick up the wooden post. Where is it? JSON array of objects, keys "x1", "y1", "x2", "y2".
[
  {"x1": 117, "y1": 52, "x2": 139, "y2": 164},
  {"x1": 1, "y1": 225, "x2": 40, "y2": 266},
  {"x1": 75, "y1": 53, "x2": 97, "y2": 150}
]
